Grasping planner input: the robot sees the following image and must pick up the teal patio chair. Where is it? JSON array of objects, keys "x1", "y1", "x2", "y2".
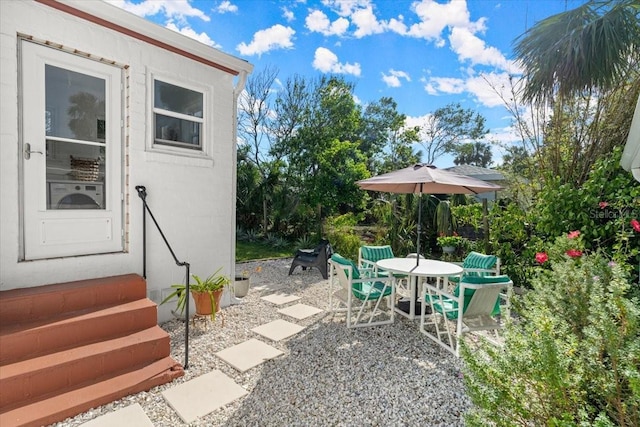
[
  {"x1": 448, "y1": 251, "x2": 500, "y2": 286},
  {"x1": 328, "y1": 253, "x2": 396, "y2": 328},
  {"x1": 358, "y1": 245, "x2": 395, "y2": 270},
  {"x1": 420, "y1": 275, "x2": 513, "y2": 357}
]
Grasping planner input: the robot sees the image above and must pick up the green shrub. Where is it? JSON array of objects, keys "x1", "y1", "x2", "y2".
[
  {"x1": 462, "y1": 232, "x2": 640, "y2": 426},
  {"x1": 535, "y1": 146, "x2": 640, "y2": 271},
  {"x1": 489, "y1": 202, "x2": 543, "y2": 289},
  {"x1": 325, "y1": 214, "x2": 363, "y2": 260},
  {"x1": 294, "y1": 235, "x2": 316, "y2": 251}
]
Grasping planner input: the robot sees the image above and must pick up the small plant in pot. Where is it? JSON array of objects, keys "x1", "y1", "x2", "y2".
[
  {"x1": 436, "y1": 233, "x2": 463, "y2": 254},
  {"x1": 161, "y1": 267, "x2": 230, "y2": 320}
]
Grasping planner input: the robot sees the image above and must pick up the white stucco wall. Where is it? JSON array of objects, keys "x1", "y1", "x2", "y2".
[{"x1": 0, "y1": 0, "x2": 252, "y2": 322}]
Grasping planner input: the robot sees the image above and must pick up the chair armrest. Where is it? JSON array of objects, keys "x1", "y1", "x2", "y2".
[
  {"x1": 351, "y1": 275, "x2": 396, "y2": 284},
  {"x1": 359, "y1": 259, "x2": 377, "y2": 269},
  {"x1": 463, "y1": 267, "x2": 499, "y2": 274},
  {"x1": 422, "y1": 281, "x2": 456, "y2": 301}
]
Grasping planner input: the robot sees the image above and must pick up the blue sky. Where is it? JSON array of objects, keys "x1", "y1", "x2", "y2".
[{"x1": 108, "y1": 0, "x2": 586, "y2": 167}]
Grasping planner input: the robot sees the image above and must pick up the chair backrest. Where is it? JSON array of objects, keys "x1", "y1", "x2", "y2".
[
  {"x1": 308, "y1": 239, "x2": 329, "y2": 254},
  {"x1": 358, "y1": 245, "x2": 394, "y2": 267},
  {"x1": 331, "y1": 253, "x2": 360, "y2": 279},
  {"x1": 330, "y1": 253, "x2": 364, "y2": 297},
  {"x1": 455, "y1": 275, "x2": 512, "y2": 317},
  {"x1": 462, "y1": 251, "x2": 500, "y2": 276}
]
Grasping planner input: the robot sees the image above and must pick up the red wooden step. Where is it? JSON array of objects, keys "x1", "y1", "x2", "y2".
[
  {"x1": 0, "y1": 274, "x2": 147, "y2": 324},
  {"x1": 0, "y1": 298, "x2": 158, "y2": 365},
  {"x1": 0, "y1": 326, "x2": 170, "y2": 410},
  {"x1": 0, "y1": 356, "x2": 183, "y2": 427}
]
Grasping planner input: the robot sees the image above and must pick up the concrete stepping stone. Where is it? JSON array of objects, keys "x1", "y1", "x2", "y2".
[
  {"x1": 79, "y1": 403, "x2": 153, "y2": 427},
  {"x1": 261, "y1": 293, "x2": 301, "y2": 305},
  {"x1": 251, "y1": 319, "x2": 305, "y2": 341},
  {"x1": 215, "y1": 338, "x2": 284, "y2": 372},
  {"x1": 278, "y1": 303, "x2": 323, "y2": 320},
  {"x1": 162, "y1": 370, "x2": 248, "y2": 423}
]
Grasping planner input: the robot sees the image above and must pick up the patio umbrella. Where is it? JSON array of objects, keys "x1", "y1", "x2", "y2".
[{"x1": 357, "y1": 164, "x2": 502, "y2": 265}]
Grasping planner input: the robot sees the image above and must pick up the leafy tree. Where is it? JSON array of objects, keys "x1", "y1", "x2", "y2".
[
  {"x1": 417, "y1": 103, "x2": 488, "y2": 164},
  {"x1": 237, "y1": 65, "x2": 283, "y2": 233},
  {"x1": 515, "y1": 0, "x2": 640, "y2": 104},
  {"x1": 277, "y1": 76, "x2": 369, "y2": 235},
  {"x1": 453, "y1": 141, "x2": 493, "y2": 167},
  {"x1": 236, "y1": 144, "x2": 262, "y2": 231},
  {"x1": 541, "y1": 80, "x2": 640, "y2": 185},
  {"x1": 499, "y1": 145, "x2": 530, "y2": 175},
  {"x1": 360, "y1": 97, "x2": 420, "y2": 173}
]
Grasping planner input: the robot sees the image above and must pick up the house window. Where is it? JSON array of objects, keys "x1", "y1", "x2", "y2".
[{"x1": 153, "y1": 80, "x2": 203, "y2": 150}]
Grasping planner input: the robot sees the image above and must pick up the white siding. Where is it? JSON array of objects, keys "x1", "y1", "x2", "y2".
[{"x1": 0, "y1": 0, "x2": 252, "y2": 322}]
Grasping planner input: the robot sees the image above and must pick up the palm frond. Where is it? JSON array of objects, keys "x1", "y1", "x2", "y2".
[{"x1": 515, "y1": 0, "x2": 640, "y2": 103}]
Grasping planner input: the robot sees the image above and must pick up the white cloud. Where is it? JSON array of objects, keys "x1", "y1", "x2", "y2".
[
  {"x1": 448, "y1": 27, "x2": 510, "y2": 69},
  {"x1": 107, "y1": 0, "x2": 210, "y2": 22},
  {"x1": 401, "y1": 0, "x2": 470, "y2": 41},
  {"x1": 282, "y1": 7, "x2": 295, "y2": 22},
  {"x1": 488, "y1": 125, "x2": 522, "y2": 146},
  {"x1": 236, "y1": 25, "x2": 295, "y2": 56},
  {"x1": 165, "y1": 21, "x2": 219, "y2": 47},
  {"x1": 312, "y1": 47, "x2": 361, "y2": 76},
  {"x1": 424, "y1": 77, "x2": 466, "y2": 95},
  {"x1": 305, "y1": 10, "x2": 349, "y2": 36},
  {"x1": 465, "y1": 72, "x2": 515, "y2": 107},
  {"x1": 322, "y1": 0, "x2": 372, "y2": 17},
  {"x1": 387, "y1": 17, "x2": 407, "y2": 34},
  {"x1": 381, "y1": 69, "x2": 411, "y2": 88},
  {"x1": 422, "y1": 72, "x2": 518, "y2": 108},
  {"x1": 351, "y1": 5, "x2": 386, "y2": 38},
  {"x1": 216, "y1": 1, "x2": 237, "y2": 14}
]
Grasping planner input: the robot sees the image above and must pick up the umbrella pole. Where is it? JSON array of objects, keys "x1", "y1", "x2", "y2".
[{"x1": 416, "y1": 191, "x2": 422, "y2": 266}]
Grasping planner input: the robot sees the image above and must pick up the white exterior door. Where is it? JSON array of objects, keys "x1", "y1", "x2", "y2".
[{"x1": 21, "y1": 41, "x2": 123, "y2": 260}]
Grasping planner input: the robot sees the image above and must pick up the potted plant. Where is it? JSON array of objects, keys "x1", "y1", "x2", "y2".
[
  {"x1": 436, "y1": 233, "x2": 463, "y2": 254},
  {"x1": 234, "y1": 265, "x2": 261, "y2": 298},
  {"x1": 161, "y1": 267, "x2": 230, "y2": 320}
]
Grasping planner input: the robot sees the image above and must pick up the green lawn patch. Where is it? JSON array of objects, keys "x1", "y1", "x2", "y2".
[{"x1": 236, "y1": 240, "x2": 294, "y2": 262}]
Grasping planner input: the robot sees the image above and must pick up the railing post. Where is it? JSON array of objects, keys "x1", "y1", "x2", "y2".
[
  {"x1": 136, "y1": 185, "x2": 190, "y2": 370},
  {"x1": 135, "y1": 186, "x2": 147, "y2": 279},
  {"x1": 184, "y1": 262, "x2": 190, "y2": 370}
]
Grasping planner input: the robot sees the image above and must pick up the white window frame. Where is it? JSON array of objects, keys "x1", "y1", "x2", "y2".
[{"x1": 147, "y1": 71, "x2": 212, "y2": 160}]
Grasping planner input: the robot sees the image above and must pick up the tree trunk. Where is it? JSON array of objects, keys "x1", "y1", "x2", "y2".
[{"x1": 262, "y1": 197, "x2": 268, "y2": 234}]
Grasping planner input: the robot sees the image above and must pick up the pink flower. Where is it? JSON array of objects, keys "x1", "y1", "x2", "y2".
[
  {"x1": 599, "y1": 201, "x2": 608, "y2": 209},
  {"x1": 631, "y1": 219, "x2": 640, "y2": 233},
  {"x1": 566, "y1": 249, "x2": 583, "y2": 258},
  {"x1": 535, "y1": 252, "x2": 548, "y2": 264},
  {"x1": 567, "y1": 230, "x2": 580, "y2": 239}
]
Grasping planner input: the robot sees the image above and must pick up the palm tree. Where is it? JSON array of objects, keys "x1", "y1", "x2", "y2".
[{"x1": 515, "y1": 0, "x2": 640, "y2": 103}]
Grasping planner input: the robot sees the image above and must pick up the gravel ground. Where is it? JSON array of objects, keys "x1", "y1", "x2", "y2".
[{"x1": 53, "y1": 258, "x2": 472, "y2": 427}]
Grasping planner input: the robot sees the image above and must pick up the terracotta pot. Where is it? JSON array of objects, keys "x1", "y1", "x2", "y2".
[{"x1": 191, "y1": 289, "x2": 223, "y2": 316}]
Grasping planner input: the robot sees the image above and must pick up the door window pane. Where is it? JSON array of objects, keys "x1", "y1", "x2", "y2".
[
  {"x1": 46, "y1": 140, "x2": 105, "y2": 210},
  {"x1": 45, "y1": 64, "x2": 107, "y2": 210},
  {"x1": 45, "y1": 65, "x2": 106, "y2": 143}
]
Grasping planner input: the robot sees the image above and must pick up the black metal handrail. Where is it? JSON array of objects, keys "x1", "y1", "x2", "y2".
[{"x1": 136, "y1": 185, "x2": 191, "y2": 370}]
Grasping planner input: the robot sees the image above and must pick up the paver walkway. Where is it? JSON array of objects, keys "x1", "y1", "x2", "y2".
[{"x1": 81, "y1": 290, "x2": 322, "y2": 426}]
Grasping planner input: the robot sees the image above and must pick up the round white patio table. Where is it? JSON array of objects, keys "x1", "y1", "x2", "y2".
[{"x1": 376, "y1": 258, "x2": 463, "y2": 320}]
